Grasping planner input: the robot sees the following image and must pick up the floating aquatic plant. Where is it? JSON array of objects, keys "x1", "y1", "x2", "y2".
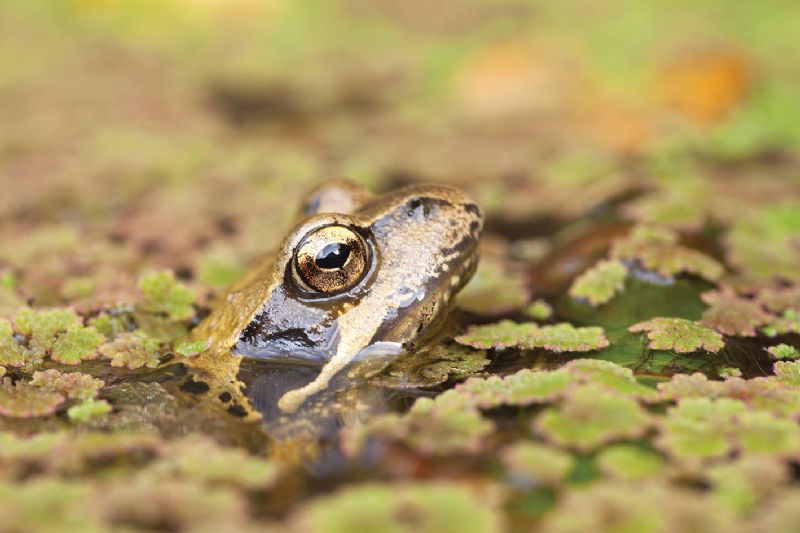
[
  {"x1": 569, "y1": 259, "x2": 628, "y2": 306},
  {"x1": 766, "y1": 344, "x2": 800, "y2": 360},
  {"x1": 99, "y1": 331, "x2": 161, "y2": 369},
  {"x1": 31, "y1": 369, "x2": 104, "y2": 400},
  {"x1": 0, "y1": 378, "x2": 65, "y2": 418},
  {"x1": 68, "y1": 399, "x2": 112, "y2": 422},
  {"x1": 455, "y1": 321, "x2": 609, "y2": 352},
  {"x1": 523, "y1": 298, "x2": 553, "y2": 320},
  {"x1": 136, "y1": 270, "x2": 196, "y2": 321},
  {"x1": 534, "y1": 385, "x2": 651, "y2": 451},
  {"x1": 629, "y1": 317, "x2": 724, "y2": 353},
  {"x1": 700, "y1": 289, "x2": 775, "y2": 337},
  {"x1": 595, "y1": 444, "x2": 664, "y2": 481},
  {"x1": 501, "y1": 441, "x2": 575, "y2": 487},
  {"x1": 610, "y1": 225, "x2": 724, "y2": 282},
  {"x1": 294, "y1": 482, "x2": 502, "y2": 533}
]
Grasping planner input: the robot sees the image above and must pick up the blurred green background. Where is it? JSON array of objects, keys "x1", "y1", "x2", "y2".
[{"x1": 1, "y1": 0, "x2": 799, "y2": 307}]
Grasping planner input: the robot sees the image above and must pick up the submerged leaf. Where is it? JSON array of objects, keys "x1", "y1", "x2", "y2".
[
  {"x1": 379, "y1": 344, "x2": 490, "y2": 389},
  {"x1": 629, "y1": 317, "x2": 724, "y2": 353},
  {"x1": 569, "y1": 259, "x2": 627, "y2": 306},
  {"x1": 534, "y1": 385, "x2": 651, "y2": 451}
]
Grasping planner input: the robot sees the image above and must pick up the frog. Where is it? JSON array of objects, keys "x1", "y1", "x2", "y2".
[{"x1": 188, "y1": 178, "x2": 483, "y2": 415}]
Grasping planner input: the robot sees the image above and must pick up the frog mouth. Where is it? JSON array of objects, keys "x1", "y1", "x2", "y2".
[
  {"x1": 233, "y1": 320, "x2": 405, "y2": 365},
  {"x1": 233, "y1": 321, "x2": 339, "y2": 363}
]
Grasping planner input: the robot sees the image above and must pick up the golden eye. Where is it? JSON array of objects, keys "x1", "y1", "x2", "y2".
[{"x1": 293, "y1": 225, "x2": 369, "y2": 294}]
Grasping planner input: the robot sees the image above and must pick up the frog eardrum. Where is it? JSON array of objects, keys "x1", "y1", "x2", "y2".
[{"x1": 292, "y1": 225, "x2": 370, "y2": 295}]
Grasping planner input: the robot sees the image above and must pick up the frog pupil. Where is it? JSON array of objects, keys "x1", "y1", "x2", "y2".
[{"x1": 315, "y1": 243, "x2": 350, "y2": 269}]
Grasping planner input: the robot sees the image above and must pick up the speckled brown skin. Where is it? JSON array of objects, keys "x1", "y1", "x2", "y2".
[{"x1": 188, "y1": 180, "x2": 483, "y2": 414}]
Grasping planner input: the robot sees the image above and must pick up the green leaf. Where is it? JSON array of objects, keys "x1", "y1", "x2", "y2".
[
  {"x1": 67, "y1": 399, "x2": 112, "y2": 423},
  {"x1": 656, "y1": 398, "x2": 745, "y2": 460},
  {"x1": 345, "y1": 390, "x2": 493, "y2": 456},
  {"x1": 595, "y1": 444, "x2": 664, "y2": 480},
  {"x1": 457, "y1": 259, "x2": 528, "y2": 315},
  {"x1": 534, "y1": 385, "x2": 651, "y2": 452},
  {"x1": 378, "y1": 344, "x2": 490, "y2": 389},
  {"x1": 766, "y1": 343, "x2": 800, "y2": 360},
  {"x1": 569, "y1": 260, "x2": 627, "y2": 306},
  {"x1": 14, "y1": 308, "x2": 81, "y2": 341},
  {"x1": 523, "y1": 299, "x2": 553, "y2": 320},
  {"x1": 502, "y1": 369, "x2": 574, "y2": 405},
  {"x1": 530, "y1": 323, "x2": 610, "y2": 352},
  {"x1": 455, "y1": 321, "x2": 609, "y2": 352},
  {"x1": 773, "y1": 360, "x2": 800, "y2": 386},
  {"x1": 629, "y1": 317, "x2": 724, "y2": 353},
  {"x1": 297, "y1": 482, "x2": 502, "y2": 533},
  {"x1": 658, "y1": 373, "x2": 723, "y2": 401},
  {"x1": 501, "y1": 441, "x2": 575, "y2": 487},
  {"x1": 49, "y1": 326, "x2": 105, "y2": 365},
  {"x1": 157, "y1": 435, "x2": 277, "y2": 489},
  {"x1": 611, "y1": 225, "x2": 724, "y2": 282},
  {"x1": 737, "y1": 411, "x2": 800, "y2": 455},
  {"x1": 562, "y1": 359, "x2": 658, "y2": 401},
  {"x1": 700, "y1": 289, "x2": 775, "y2": 337},
  {"x1": 137, "y1": 270, "x2": 196, "y2": 320},
  {"x1": 31, "y1": 370, "x2": 104, "y2": 400},
  {"x1": 173, "y1": 338, "x2": 208, "y2": 358},
  {"x1": 99, "y1": 331, "x2": 161, "y2": 369},
  {"x1": 725, "y1": 203, "x2": 800, "y2": 283},
  {"x1": 709, "y1": 456, "x2": 788, "y2": 515},
  {"x1": 0, "y1": 318, "x2": 38, "y2": 368},
  {"x1": 0, "y1": 378, "x2": 64, "y2": 418},
  {"x1": 455, "y1": 320, "x2": 537, "y2": 350}
]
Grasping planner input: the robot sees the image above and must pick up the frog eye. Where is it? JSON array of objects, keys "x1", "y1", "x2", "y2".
[{"x1": 292, "y1": 225, "x2": 369, "y2": 294}]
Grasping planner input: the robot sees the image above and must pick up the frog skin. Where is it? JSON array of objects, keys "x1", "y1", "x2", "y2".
[{"x1": 190, "y1": 179, "x2": 483, "y2": 413}]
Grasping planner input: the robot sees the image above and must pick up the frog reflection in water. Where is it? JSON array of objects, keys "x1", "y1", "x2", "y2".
[{"x1": 189, "y1": 179, "x2": 482, "y2": 418}]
